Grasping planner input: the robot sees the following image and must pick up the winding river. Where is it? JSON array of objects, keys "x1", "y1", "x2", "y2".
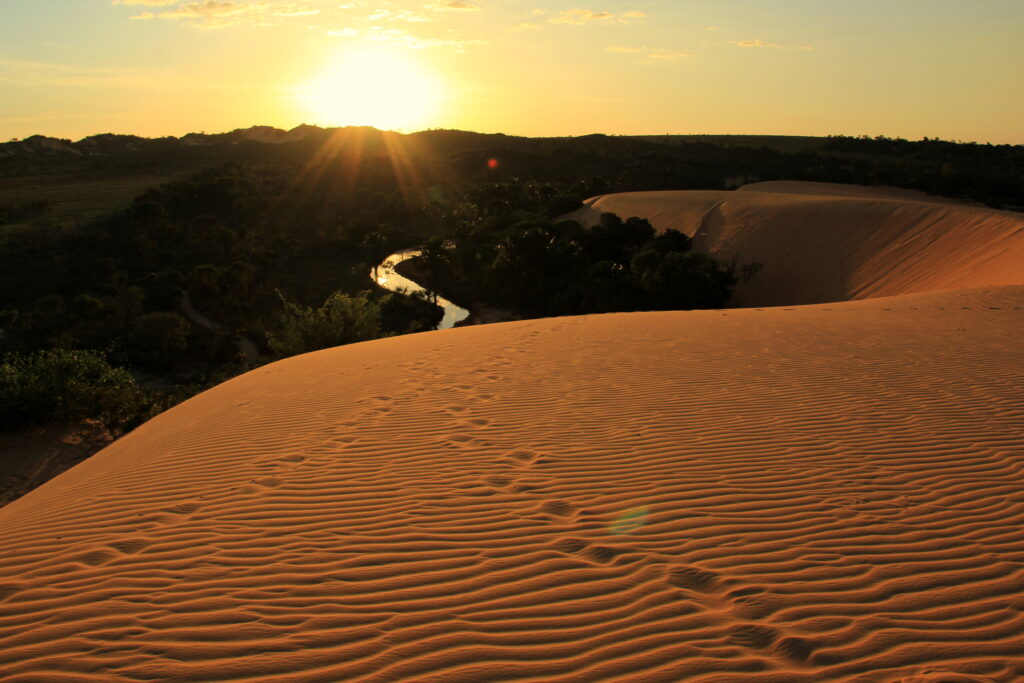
[{"x1": 372, "y1": 249, "x2": 470, "y2": 330}]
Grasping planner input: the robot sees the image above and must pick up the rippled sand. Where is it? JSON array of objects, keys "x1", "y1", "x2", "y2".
[{"x1": 1, "y1": 183, "x2": 1023, "y2": 681}]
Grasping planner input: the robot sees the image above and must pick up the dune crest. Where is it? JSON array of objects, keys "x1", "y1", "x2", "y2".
[
  {"x1": 1, "y1": 286, "x2": 1023, "y2": 681},
  {"x1": 568, "y1": 182, "x2": 1024, "y2": 306}
]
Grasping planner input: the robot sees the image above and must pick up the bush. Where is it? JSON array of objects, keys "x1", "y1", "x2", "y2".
[{"x1": 0, "y1": 349, "x2": 154, "y2": 433}]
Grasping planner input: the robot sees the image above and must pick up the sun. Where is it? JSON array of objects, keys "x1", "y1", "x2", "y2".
[{"x1": 301, "y1": 50, "x2": 441, "y2": 132}]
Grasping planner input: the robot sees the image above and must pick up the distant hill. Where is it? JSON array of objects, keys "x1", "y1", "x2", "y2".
[{"x1": 1, "y1": 125, "x2": 1022, "y2": 210}]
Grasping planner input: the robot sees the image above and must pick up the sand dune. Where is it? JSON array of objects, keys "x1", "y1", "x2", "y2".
[
  {"x1": 1, "y1": 283, "x2": 1023, "y2": 681},
  {"x1": 567, "y1": 182, "x2": 1024, "y2": 306}
]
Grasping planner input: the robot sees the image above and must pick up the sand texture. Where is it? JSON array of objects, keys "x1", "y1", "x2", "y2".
[
  {"x1": 1, "y1": 281, "x2": 1023, "y2": 681},
  {"x1": 567, "y1": 182, "x2": 1024, "y2": 306}
]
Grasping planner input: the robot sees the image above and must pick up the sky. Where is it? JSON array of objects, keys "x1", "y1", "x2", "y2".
[{"x1": 1, "y1": 0, "x2": 1022, "y2": 143}]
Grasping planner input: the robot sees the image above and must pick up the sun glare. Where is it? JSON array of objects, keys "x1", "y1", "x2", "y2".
[{"x1": 301, "y1": 50, "x2": 441, "y2": 132}]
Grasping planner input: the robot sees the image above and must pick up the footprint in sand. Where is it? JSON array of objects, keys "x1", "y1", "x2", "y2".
[
  {"x1": 76, "y1": 548, "x2": 121, "y2": 566},
  {"x1": 504, "y1": 449, "x2": 540, "y2": 466},
  {"x1": 541, "y1": 500, "x2": 576, "y2": 517},
  {"x1": 668, "y1": 565, "x2": 721, "y2": 592},
  {"x1": 772, "y1": 636, "x2": 816, "y2": 663},
  {"x1": 509, "y1": 483, "x2": 542, "y2": 494},
  {"x1": 110, "y1": 538, "x2": 151, "y2": 555},
  {"x1": 164, "y1": 502, "x2": 201, "y2": 515},
  {"x1": 726, "y1": 623, "x2": 780, "y2": 649},
  {"x1": 730, "y1": 592, "x2": 785, "y2": 621},
  {"x1": 725, "y1": 586, "x2": 765, "y2": 600},
  {"x1": 553, "y1": 537, "x2": 633, "y2": 564}
]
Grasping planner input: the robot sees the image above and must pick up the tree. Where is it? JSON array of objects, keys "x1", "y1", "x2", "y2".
[
  {"x1": 363, "y1": 229, "x2": 390, "y2": 281},
  {"x1": 130, "y1": 311, "x2": 190, "y2": 368},
  {"x1": 418, "y1": 236, "x2": 450, "y2": 304},
  {"x1": 267, "y1": 291, "x2": 382, "y2": 359}
]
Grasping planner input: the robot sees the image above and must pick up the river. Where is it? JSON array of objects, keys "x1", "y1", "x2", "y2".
[{"x1": 372, "y1": 249, "x2": 470, "y2": 330}]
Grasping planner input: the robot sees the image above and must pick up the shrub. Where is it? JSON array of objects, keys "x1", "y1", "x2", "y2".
[{"x1": 0, "y1": 349, "x2": 154, "y2": 433}]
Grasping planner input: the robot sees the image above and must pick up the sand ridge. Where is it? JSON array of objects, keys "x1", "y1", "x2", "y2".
[
  {"x1": 567, "y1": 182, "x2": 1024, "y2": 306},
  {"x1": 0, "y1": 285, "x2": 1023, "y2": 681}
]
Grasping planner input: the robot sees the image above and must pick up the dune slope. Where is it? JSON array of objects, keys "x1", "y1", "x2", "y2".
[
  {"x1": 568, "y1": 182, "x2": 1024, "y2": 306},
  {"x1": 1, "y1": 286, "x2": 1023, "y2": 681}
]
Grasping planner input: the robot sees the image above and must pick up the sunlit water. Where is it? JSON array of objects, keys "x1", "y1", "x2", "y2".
[{"x1": 372, "y1": 249, "x2": 470, "y2": 330}]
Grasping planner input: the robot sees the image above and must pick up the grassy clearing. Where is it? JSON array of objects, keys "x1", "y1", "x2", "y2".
[{"x1": 0, "y1": 171, "x2": 192, "y2": 230}]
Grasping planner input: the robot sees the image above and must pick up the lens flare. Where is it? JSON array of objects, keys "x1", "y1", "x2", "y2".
[{"x1": 609, "y1": 505, "x2": 649, "y2": 535}]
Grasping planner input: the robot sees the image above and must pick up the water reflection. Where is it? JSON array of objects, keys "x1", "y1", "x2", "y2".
[{"x1": 372, "y1": 249, "x2": 470, "y2": 330}]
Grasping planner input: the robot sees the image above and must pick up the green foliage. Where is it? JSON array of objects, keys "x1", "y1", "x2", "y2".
[
  {"x1": 378, "y1": 290, "x2": 443, "y2": 334},
  {"x1": 0, "y1": 349, "x2": 154, "y2": 433},
  {"x1": 435, "y1": 211, "x2": 737, "y2": 317},
  {"x1": 2, "y1": 128, "x2": 1021, "y2": 439},
  {"x1": 267, "y1": 291, "x2": 383, "y2": 359}
]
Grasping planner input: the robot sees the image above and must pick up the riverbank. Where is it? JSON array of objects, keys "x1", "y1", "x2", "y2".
[{"x1": 393, "y1": 257, "x2": 519, "y2": 327}]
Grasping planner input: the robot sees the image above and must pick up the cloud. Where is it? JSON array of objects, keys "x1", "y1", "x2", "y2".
[
  {"x1": 607, "y1": 45, "x2": 691, "y2": 62},
  {"x1": 128, "y1": 1, "x2": 321, "y2": 28},
  {"x1": 733, "y1": 39, "x2": 781, "y2": 48},
  {"x1": 111, "y1": 0, "x2": 179, "y2": 5},
  {"x1": 427, "y1": 1, "x2": 479, "y2": 10},
  {"x1": 732, "y1": 39, "x2": 814, "y2": 50},
  {"x1": 550, "y1": 8, "x2": 645, "y2": 25},
  {"x1": 367, "y1": 9, "x2": 430, "y2": 22}
]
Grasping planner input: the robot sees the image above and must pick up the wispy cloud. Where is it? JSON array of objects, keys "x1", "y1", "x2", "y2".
[
  {"x1": 732, "y1": 39, "x2": 814, "y2": 50},
  {"x1": 127, "y1": 1, "x2": 321, "y2": 28},
  {"x1": 366, "y1": 9, "x2": 430, "y2": 23},
  {"x1": 426, "y1": 1, "x2": 479, "y2": 10},
  {"x1": 111, "y1": 0, "x2": 180, "y2": 6},
  {"x1": 550, "y1": 8, "x2": 645, "y2": 25},
  {"x1": 607, "y1": 45, "x2": 691, "y2": 62}
]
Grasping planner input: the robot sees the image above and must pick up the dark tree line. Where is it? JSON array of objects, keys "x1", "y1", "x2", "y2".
[
  {"x1": 0, "y1": 162, "x2": 443, "y2": 432},
  {"x1": 3, "y1": 127, "x2": 1022, "y2": 434},
  {"x1": 412, "y1": 212, "x2": 736, "y2": 319}
]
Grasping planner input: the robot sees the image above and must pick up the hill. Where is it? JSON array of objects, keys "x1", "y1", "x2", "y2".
[
  {"x1": 568, "y1": 181, "x2": 1024, "y2": 306},
  {"x1": 0, "y1": 284, "x2": 1022, "y2": 680}
]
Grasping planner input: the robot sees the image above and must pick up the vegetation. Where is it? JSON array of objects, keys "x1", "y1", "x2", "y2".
[
  {"x1": 268, "y1": 291, "x2": 382, "y2": 359},
  {"x1": 1, "y1": 126, "x2": 1021, "y2": 443},
  {"x1": 0, "y1": 349, "x2": 156, "y2": 433},
  {"x1": 408, "y1": 213, "x2": 736, "y2": 319}
]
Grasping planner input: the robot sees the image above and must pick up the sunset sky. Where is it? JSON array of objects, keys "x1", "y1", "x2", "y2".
[{"x1": 1, "y1": 0, "x2": 1022, "y2": 143}]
